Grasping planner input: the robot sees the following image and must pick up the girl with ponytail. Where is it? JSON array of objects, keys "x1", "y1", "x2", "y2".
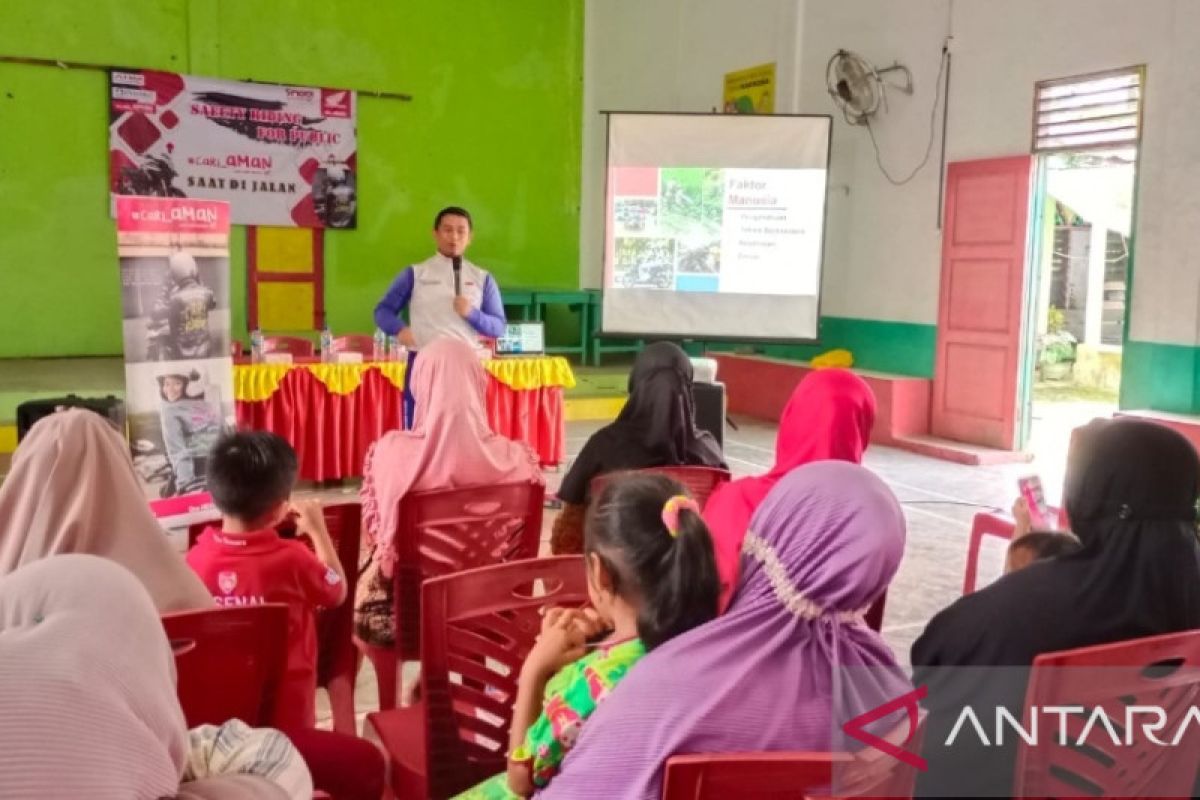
[{"x1": 455, "y1": 473, "x2": 720, "y2": 799}]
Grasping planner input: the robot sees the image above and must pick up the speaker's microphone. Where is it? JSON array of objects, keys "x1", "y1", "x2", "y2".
[{"x1": 452, "y1": 256, "x2": 462, "y2": 296}]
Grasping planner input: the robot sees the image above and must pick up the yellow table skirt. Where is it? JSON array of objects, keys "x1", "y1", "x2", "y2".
[{"x1": 235, "y1": 356, "x2": 576, "y2": 402}]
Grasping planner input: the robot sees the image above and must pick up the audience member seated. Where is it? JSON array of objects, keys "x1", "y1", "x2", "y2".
[
  {"x1": 354, "y1": 336, "x2": 543, "y2": 654},
  {"x1": 552, "y1": 341, "x2": 725, "y2": 554},
  {"x1": 703, "y1": 368, "x2": 875, "y2": 609},
  {"x1": 0, "y1": 408, "x2": 213, "y2": 612},
  {"x1": 912, "y1": 418, "x2": 1200, "y2": 797},
  {"x1": 540, "y1": 462, "x2": 909, "y2": 799},
  {"x1": 186, "y1": 430, "x2": 385, "y2": 800},
  {"x1": 456, "y1": 474, "x2": 720, "y2": 798},
  {"x1": 186, "y1": 430, "x2": 347, "y2": 732},
  {"x1": 0, "y1": 554, "x2": 310, "y2": 799}
]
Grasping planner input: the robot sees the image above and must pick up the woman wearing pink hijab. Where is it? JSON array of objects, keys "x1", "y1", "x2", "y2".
[
  {"x1": 355, "y1": 336, "x2": 544, "y2": 647},
  {"x1": 703, "y1": 368, "x2": 875, "y2": 610},
  {"x1": 0, "y1": 409, "x2": 213, "y2": 612}
]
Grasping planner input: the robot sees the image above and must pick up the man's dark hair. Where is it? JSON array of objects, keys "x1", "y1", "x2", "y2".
[
  {"x1": 1009, "y1": 531, "x2": 1082, "y2": 562},
  {"x1": 433, "y1": 206, "x2": 473, "y2": 230},
  {"x1": 207, "y1": 430, "x2": 298, "y2": 522}
]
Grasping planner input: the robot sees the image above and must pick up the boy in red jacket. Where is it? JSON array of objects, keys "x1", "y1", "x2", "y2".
[{"x1": 186, "y1": 430, "x2": 347, "y2": 730}]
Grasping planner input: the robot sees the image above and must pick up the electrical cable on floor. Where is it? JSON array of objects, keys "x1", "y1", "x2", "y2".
[{"x1": 898, "y1": 499, "x2": 1002, "y2": 511}]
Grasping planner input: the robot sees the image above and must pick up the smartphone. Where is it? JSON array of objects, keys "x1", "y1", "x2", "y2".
[{"x1": 1017, "y1": 475, "x2": 1051, "y2": 529}]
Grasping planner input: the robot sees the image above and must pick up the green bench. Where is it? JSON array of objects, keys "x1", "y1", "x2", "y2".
[{"x1": 587, "y1": 290, "x2": 643, "y2": 366}]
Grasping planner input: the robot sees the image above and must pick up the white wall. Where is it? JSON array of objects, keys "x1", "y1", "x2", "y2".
[
  {"x1": 585, "y1": 0, "x2": 1200, "y2": 345},
  {"x1": 796, "y1": 0, "x2": 951, "y2": 325},
  {"x1": 580, "y1": 0, "x2": 805, "y2": 287},
  {"x1": 799, "y1": 0, "x2": 1200, "y2": 343}
]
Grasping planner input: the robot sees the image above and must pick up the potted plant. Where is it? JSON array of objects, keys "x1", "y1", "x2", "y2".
[{"x1": 1038, "y1": 306, "x2": 1077, "y2": 381}]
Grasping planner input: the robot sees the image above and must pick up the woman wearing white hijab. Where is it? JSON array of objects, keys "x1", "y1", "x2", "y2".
[
  {"x1": 0, "y1": 554, "x2": 310, "y2": 799},
  {"x1": 0, "y1": 409, "x2": 212, "y2": 612}
]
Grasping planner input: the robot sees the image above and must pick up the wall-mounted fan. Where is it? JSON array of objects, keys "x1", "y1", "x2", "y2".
[{"x1": 826, "y1": 49, "x2": 913, "y2": 125}]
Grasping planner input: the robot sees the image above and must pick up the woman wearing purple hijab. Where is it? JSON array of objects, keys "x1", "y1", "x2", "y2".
[{"x1": 537, "y1": 461, "x2": 910, "y2": 799}]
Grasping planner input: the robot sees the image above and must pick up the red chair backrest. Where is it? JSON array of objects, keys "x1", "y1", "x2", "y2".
[
  {"x1": 419, "y1": 556, "x2": 589, "y2": 798},
  {"x1": 1014, "y1": 629, "x2": 1200, "y2": 797},
  {"x1": 392, "y1": 481, "x2": 545, "y2": 656},
  {"x1": 312, "y1": 504, "x2": 362, "y2": 685},
  {"x1": 162, "y1": 604, "x2": 288, "y2": 728},
  {"x1": 663, "y1": 741, "x2": 922, "y2": 799},
  {"x1": 186, "y1": 502, "x2": 362, "y2": 690},
  {"x1": 262, "y1": 335, "x2": 315, "y2": 357},
  {"x1": 331, "y1": 334, "x2": 376, "y2": 356},
  {"x1": 590, "y1": 466, "x2": 732, "y2": 508}
]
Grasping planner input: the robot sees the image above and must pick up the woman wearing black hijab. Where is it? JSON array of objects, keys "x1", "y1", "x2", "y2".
[
  {"x1": 550, "y1": 341, "x2": 725, "y2": 553},
  {"x1": 912, "y1": 418, "x2": 1200, "y2": 797}
]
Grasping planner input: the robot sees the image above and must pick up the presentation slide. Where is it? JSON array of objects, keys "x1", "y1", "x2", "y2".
[{"x1": 602, "y1": 113, "x2": 831, "y2": 341}]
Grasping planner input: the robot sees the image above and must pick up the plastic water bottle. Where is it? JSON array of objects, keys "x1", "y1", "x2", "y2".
[
  {"x1": 250, "y1": 329, "x2": 264, "y2": 364},
  {"x1": 373, "y1": 328, "x2": 387, "y2": 362},
  {"x1": 387, "y1": 335, "x2": 402, "y2": 362},
  {"x1": 320, "y1": 326, "x2": 333, "y2": 363}
]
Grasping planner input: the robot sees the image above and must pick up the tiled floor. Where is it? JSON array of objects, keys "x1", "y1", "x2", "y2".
[{"x1": 321, "y1": 414, "x2": 1045, "y2": 732}]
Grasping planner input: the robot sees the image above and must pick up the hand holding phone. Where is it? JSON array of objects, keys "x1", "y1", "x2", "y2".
[{"x1": 1017, "y1": 476, "x2": 1051, "y2": 530}]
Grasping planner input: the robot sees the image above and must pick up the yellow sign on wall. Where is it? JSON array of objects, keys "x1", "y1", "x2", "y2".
[{"x1": 723, "y1": 63, "x2": 776, "y2": 114}]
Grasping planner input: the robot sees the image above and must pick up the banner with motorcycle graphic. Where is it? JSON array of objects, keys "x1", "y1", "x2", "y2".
[
  {"x1": 116, "y1": 196, "x2": 235, "y2": 516},
  {"x1": 109, "y1": 69, "x2": 357, "y2": 229}
]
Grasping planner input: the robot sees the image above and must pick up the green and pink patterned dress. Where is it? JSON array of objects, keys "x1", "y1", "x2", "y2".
[{"x1": 454, "y1": 637, "x2": 646, "y2": 799}]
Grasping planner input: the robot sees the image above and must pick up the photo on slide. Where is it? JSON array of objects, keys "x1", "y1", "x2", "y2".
[
  {"x1": 676, "y1": 238, "x2": 721, "y2": 275},
  {"x1": 614, "y1": 236, "x2": 676, "y2": 290},
  {"x1": 660, "y1": 167, "x2": 724, "y2": 237},
  {"x1": 614, "y1": 198, "x2": 658, "y2": 233}
]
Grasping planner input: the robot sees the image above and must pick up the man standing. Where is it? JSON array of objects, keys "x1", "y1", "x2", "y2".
[
  {"x1": 374, "y1": 207, "x2": 507, "y2": 424},
  {"x1": 374, "y1": 206, "x2": 507, "y2": 349}
]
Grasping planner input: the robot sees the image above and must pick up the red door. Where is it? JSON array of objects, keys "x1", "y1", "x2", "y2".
[{"x1": 932, "y1": 157, "x2": 1033, "y2": 449}]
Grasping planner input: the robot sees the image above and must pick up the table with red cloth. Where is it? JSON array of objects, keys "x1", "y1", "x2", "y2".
[{"x1": 234, "y1": 357, "x2": 576, "y2": 481}]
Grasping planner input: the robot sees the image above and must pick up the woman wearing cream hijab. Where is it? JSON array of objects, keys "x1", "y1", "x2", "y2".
[
  {"x1": 0, "y1": 409, "x2": 212, "y2": 611},
  {"x1": 0, "y1": 554, "x2": 309, "y2": 799}
]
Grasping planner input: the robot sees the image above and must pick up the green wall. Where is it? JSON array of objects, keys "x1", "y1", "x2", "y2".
[
  {"x1": 0, "y1": 0, "x2": 583, "y2": 357},
  {"x1": 1120, "y1": 339, "x2": 1200, "y2": 413},
  {"x1": 699, "y1": 317, "x2": 937, "y2": 378}
]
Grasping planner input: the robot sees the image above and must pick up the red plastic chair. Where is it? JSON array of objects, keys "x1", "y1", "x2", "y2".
[
  {"x1": 162, "y1": 604, "x2": 288, "y2": 728},
  {"x1": 263, "y1": 335, "x2": 315, "y2": 357},
  {"x1": 357, "y1": 481, "x2": 545, "y2": 711},
  {"x1": 1013, "y1": 629, "x2": 1200, "y2": 797},
  {"x1": 662, "y1": 749, "x2": 920, "y2": 799},
  {"x1": 368, "y1": 556, "x2": 589, "y2": 800},
  {"x1": 188, "y1": 503, "x2": 363, "y2": 734},
  {"x1": 963, "y1": 506, "x2": 1065, "y2": 594},
  {"x1": 662, "y1": 717, "x2": 924, "y2": 800},
  {"x1": 330, "y1": 334, "x2": 376, "y2": 357},
  {"x1": 589, "y1": 466, "x2": 733, "y2": 509}
]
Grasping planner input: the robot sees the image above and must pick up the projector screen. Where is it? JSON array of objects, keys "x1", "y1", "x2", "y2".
[{"x1": 601, "y1": 113, "x2": 831, "y2": 341}]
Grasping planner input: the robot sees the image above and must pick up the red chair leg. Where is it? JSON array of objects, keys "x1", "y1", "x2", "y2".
[
  {"x1": 355, "y1": 636, "x2": 399, "y2": 711},
  {"x1": 964, "y1": 512, "x2": 1017, "y2": 595},
  {"x1": 963, "y1": 516, "x2": 986, "y2": 595},
  {"x1": 864, "y1": 592, "x2": 886, "y2": 632},
  {"x1": 325, "y1": 659, "x2": 359, "y2": 735}
]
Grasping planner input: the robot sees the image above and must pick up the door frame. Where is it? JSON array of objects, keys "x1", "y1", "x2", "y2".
[{"x1": 1017, "y1": 157, "x2": 1050, "y2": 449}]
